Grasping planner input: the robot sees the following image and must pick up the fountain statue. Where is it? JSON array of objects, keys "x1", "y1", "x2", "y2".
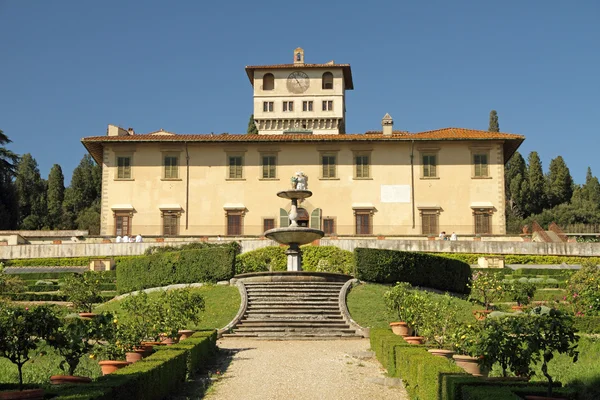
[{"x1": 264, "y1": 173, "x2": 324, "y2": 271}]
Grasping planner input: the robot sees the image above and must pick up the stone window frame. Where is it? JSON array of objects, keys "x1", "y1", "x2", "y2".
[
  {"x1": 322, "y1": 216, "x2": 336, "y2": 236},
  {"x1": 353, "y1": 150, "x2": 372, "y2": 180},
  {"x1": 302, "y1": 101, "x2": 313, "y2": 112},
  {"x1": 418, "y1": 147, "x2": 440, "y2": 179},
  {"x1": 262, "y1": 101, "x2": 274, "y2": 112},
  {"x1": 353, "y1": 207, "x2": 375, "y2": 235},
  {"x1": 225, "y1": 208, "x2": 246, "y2": 236},
  {"x1": 113, "y1": 211, "x2": 133, "y2": 237},
  {"x1": 418, "y1": 206, "x2": 441, "y2": 235},
  {"x1": 226, "y1": 151, "x2": 246, "y2": 180},
  {"x1": 322, "y1": 72, "x2": 334, "y2": 90},
  {"x1": 115, "y1": 152, "x2": 134, "y2": 180},
  {"x1": 263, "y1": 73, "x2": 275, "y2": 91},
  {"x1": 319, "y1": 150, "x2": 339, "y2": 180},
  {"x1": 282, "y1": 101, "x2": 294, "y2": 112},
  {"x1": 260, "y1": 152, "x2": 278, "y2": 180},
  {"x1": 262, "y1": 217, "x2": 276, "y2": 232},
  {"x1": 470, "y1": 147, "x2": 491, "y2": 179},
  {"x1": 322, "y1": 100, "x2": 333, "y2": 111},
  {"x1": 162, "y1": 151, "x2": 182, "y2": 180},
  {"x1": 472, "y1": 207, "x2": 494, "y2": 234},
  {"x1": 161, "y1": 210, "x2": 181, "y2": 236}
]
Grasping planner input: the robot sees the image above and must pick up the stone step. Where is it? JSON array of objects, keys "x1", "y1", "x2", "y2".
[
  {"x1": 244, "y1": 312, "x2": 342, "y2": 319},
  {"x1": 246, "y1": 288, "x2": 342, "y2": 294},
  {"x1": 233, "y1": 327, "x2": 356, "y2": 333},
  {"x1": 244, "y1": 282, "x2": 345, "y2": 286},
  {"x1": 241, "y1": 316, "x2": 344, "y2": 322},
  {"x1": 221, "y1": 332, "x2": 360, "y2": 340},
  {"x1": 247, "y1": 304, "x2": 340, "y2": 311},
  {"x1": 238, "y1": 321, "x2": 349, "y2": 328},
  {"x1": 249, "y1": 300, "x2": 338, "y2": 306}
]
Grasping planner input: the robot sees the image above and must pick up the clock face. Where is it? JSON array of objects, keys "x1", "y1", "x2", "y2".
[{"x1": 287, "y1": 71, "x2": 310, "y2": 93}]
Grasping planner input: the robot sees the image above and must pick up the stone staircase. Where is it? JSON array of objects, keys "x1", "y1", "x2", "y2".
[{"x1": 222, "y1": 281, "x2": 361, "y2": 340}]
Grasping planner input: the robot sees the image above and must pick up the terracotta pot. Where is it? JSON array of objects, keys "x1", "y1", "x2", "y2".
[
  {"x1": 159, "y1": 335, "x2": 179, "y2": 346},
  {"x1": 98, "y1": 360, "x2": 130, "y2": 375},
  {"x1": 0, "y1": 389, "x2": 45, "y2": 400},
  {"x1": 389, "y1": 322, "x2": 413, "y2": 337},
  {"x1": 125, "y1": 350, "x2": 146, "y2": 363},
  {"x1": 523, "y1": 396, "x2": 568, "y2": 400},
  {"x1": 427, "y1": 349, "x2": 455, "y2": 359},
  {"x1": 403, "y1": 336, "x2": 425, "y2": 345},
  {"x1": 141, "y1": 341, "x2": 163, "y2": 347},
  {"x1": 178, "y1": 330, "x2": 195, "y2": 340},
  {"x1": 50, "y1": 375, "x2": 92, "y2": 385},
  {"x1": 78, "y1": 312, "x2": 98, "y2": 320},
  {"x1": 134, "y1": 345, "x2": 154, "y2": 357},
  {"x1": 452, "y1": 355, "x2": 488, "y2": 376},
  {"x1": 472, "y1": 310, "x2": 492, "y2": 320}
]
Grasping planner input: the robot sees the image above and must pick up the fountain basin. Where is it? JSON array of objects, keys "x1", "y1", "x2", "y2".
[
  {"x1": 277, "y1": 190, "x2": 313, "y2": 201},
  {"x1": 265, "y1": 227, "x2": 324, "y2": 246}
]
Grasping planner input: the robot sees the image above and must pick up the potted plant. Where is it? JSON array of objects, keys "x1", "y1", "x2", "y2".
[
  {"x1": 469, "y1": 270, "x2": 504, "y2": 317},
  {"x1": 119, "y1": 291, "x2": 156, "y2": 356},
  {"x1": 149, "y1": 289, "x2": 205, "y2": 344},
  {"x1": 402, "y1": 291, "x2": 430, "y2": 344},
  {"x1": 0, "y1": 304, "x2": 61, "y2": 398},
  {"x1": 91, "y1": 313, "x2": 130, "y2": 375},
  {"x1": 61, "y1": 272, "x2": 103, "y2": 318},
  {"x1": 47, "y1": 316, "x2": 98, "y2": 384},
  {"x1": 422, "y1": 293, "x2": 460, "y2": 358},
  {"x1": 507, "y1": 281, "x2": 536, "y2": 311},
  {"x1": 384, "y1": 282, "x2": 414, "y2": 337},
  {"x1": 450, "y1": 322, "x2": 488, "y2": 376},
  {"x1": 524, "y1": 307, "x2": 579, "y2": 399}
]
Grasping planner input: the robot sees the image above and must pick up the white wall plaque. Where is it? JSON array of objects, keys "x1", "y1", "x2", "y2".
[{"x1": 381, "y1": 185, "x2": 411, "y2": 203}]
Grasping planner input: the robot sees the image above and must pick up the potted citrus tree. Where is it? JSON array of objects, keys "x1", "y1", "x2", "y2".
[
  {"x1": 0, "y1": 304, "x2": 61, "y2": 398},
  {"x1": 61, "y1": 272, "x2": 103, "y2": 318},
  {"x1": 384, "y1": 282, "x2": 414, "y2": 337},
  {"x1": 402, "y1": 291, "x2": 430, "y2": 344},
  {"x1": 507, "y1": 280, "x2": 536, "y2": 311},
  {"x1": 422, "y1": 293, "x2": 460, "y2": 358},
  {"x1": 150, "y1": 289, "x2": 205, "y2": 344},
  {"x1": 450, "y1": 321, "x2": 488, "y2": 376},
  {"x1": 469, "y1": 270, "x2": 504, "y2": 319}
]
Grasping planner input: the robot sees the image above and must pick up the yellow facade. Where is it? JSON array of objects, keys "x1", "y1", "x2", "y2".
[{"x1": 82, "y1": 49, "x2": 524, "y2": 238}]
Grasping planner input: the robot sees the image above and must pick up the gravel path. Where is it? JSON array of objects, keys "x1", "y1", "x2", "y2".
[{"x1": 204, "y1": 338, "x2": 409, "y2": 400}]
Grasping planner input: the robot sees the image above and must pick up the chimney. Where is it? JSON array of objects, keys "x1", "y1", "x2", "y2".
[
  {"x1": 127, "y1": 127, "x2": 135, "y2": 135},
  {"x1": 107, "y1": 125, "x2": 129, "y2": 136},
  {"x1": 382, "y1": 113, "x2": 393, "y2": 136}
]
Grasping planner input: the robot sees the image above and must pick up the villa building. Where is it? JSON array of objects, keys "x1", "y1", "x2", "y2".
[{"x1": 81, "y1": 48, "x2": 524, "y2": 238}]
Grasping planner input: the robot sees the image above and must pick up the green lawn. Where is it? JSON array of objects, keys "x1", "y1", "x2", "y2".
[{"x1": 94, "y1": 284, "x2": 240, "y2": 330}]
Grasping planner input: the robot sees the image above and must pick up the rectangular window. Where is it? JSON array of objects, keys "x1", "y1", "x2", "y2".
[
  {"x1": 164, "y1": 156, "x2": 179, "y2": 179},
  {"x1": 474, "y1": 153, "x2": 489, "y2": 177},
  {"x1": 227, "y1": 212, "x2": 243, "y2": 236},
  {"x1": 303, "y1": 101, "x2": 313, "y2": 112},
  {"x1": 355, "y1": 155, "x2": 370, "y2": 179},
  {"x1": 261, "y1": 155, "x2": 276, "y2": 179},
  {"x1": 421, "y1": 212, "x2": 439, "y2": 235},
  {"x1": 114, "y1": 213, "x2": 131, "y2": 236},
  {"x1": 355, "y1": 211, "x2": 372, "y2": 235},
  {"x1": 474, "y1": 211, "x2": 492, "y2": 234},
  {"x1": 321, "y1": 154, "x2": 337, "y2": 178},
  {"x1": 322, "y1": 100, "x2": 333, "y2": 111},
  {"x1": 163, "y1": 212, "x2": 179, "y2": 236},
  {"x1": 263, "y1": 101, "x2": 274, "y2": 112},
  {"x1": 263, "y1": 218, "x2": 275, "y2": 232},
  {"x1": 283, "y1": 101, "x2": 294, "y2": 112},
  {"x1": 423, "y1": 154, "x2": 437, "y2": 178},
  {"x1": 117, "y1": 156, "x2": 131, "y2": 179},
  {"x1": 228, "y1": 155, "x2": 243, "y2": 179},
  {"x1": 323, "y1": 218, "x2": 335, "y2": 235}
]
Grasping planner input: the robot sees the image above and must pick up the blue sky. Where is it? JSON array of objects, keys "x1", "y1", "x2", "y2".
[{"x1": 1, "y1": 1, "x2": 598, "y2": 184}]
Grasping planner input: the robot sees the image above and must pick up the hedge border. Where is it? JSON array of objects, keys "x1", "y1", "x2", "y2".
[{"x1": 48, "y1": 331, "x2": 217, "y2": 400}]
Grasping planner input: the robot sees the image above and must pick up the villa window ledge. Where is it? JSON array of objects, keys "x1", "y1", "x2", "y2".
[
  {"x1": 353, "y1": 177, "x2": 373, "y2": 180},
  {"x1": 114, "y1": 178, "x2": 135, "y2": 181},
  {"x1": 258, "y1": 178, "x2": 280, "y2": 181},
  {"x1": 225, "y1": 178, "x2": 246, "y2": 181},
  {"x1": 420, "y1": 177, "x2": 440, "y2": 180},
  {"x1": 318, "y1": 178, "x2": 340, "y2": 181},
  {"x1": 160, "y1": 178, "x2": 182, "y2": 181},
  {"x1": 471, "y1": 176, "x2": 493, "y2": 179}
]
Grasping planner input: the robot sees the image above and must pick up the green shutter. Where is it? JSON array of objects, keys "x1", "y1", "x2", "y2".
[
  {"x1": 279, "y1": 208, "x2": 289, "y2": 228},
  {"x1": 311, "y1": 208, "x2": 322, "y2": 229}
]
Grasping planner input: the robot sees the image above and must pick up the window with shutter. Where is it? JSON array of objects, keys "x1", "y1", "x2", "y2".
[
  {"x1": 355, "y1": 210, "x2": 372, "y2": 235},
  {"x1": 310, "y1": 208, "x2": 321, "y2": 229},
  {"x1": 474, "y1": 211, "x2": 491, "y2": 234},
  {"x1": 321, "y1": 154, "x2": 336, "y2": 178},
  {"x1": 422, "y1": 154, "x2": 437, "y2": 178},
  {"x1": 473, "y1": 153, "x2": 489, "y2": 177},
  {"x1": 355, "y1": 154, "x2": 370, "y2": 179},
  {"x1": 323, "y1": 218, "x2": 335, "y2": 235},
  {"x1": 116, "y1": 156, "x2": 131, "y2": 179},
  {"x1": 114, "y1": 213, "x2": 132, "y2": 236},
  {"x1": 263, "y1": 218, "x2": 275, "y2": 232},
  {"x1": 226, "y1": 212, "x2": 243, "y2": 235},
  {"x1": 279, "y1": 208, "x2": 289, "y2": 228}
]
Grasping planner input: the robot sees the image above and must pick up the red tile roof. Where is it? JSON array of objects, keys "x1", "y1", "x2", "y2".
[
  {"x1": 82, "y1": 128, "x2": 524, "y2": 165},
  {"x1": 245, "y1": 63, "x2": 354, "y2": 89}
]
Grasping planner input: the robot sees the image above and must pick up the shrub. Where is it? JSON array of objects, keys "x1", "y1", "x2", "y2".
[
  {"x1": 421, "y1": 293, "x2": 461, "y2": 349},
  {"x1": 5, "y1": 257, "x2": 93, "y2": 267},
  {"x1": 144, "y1": 241, "x2": 241, "y2": 256},
  {"x1": 354, "y1": 248, "x2": 471, "y2": 293},
  {"x1": 384, "y1": 282, "x2": 413, "y2": 322},
  {"x1": 117, "y1": 247, "x2": 237, "y2": 293},
  {"x1": 62, "y1": 272, "x2": 104, "y2": 313},
  {"x1": 235, "y1": 246, "x2": 287, "y2": 274},
  {"x1": 506, "y1": 280, "x2": 537, "y2": 306},
  {"x1": 468, "y1": 270, "x2": 504, "y2": 310},
  {"x1": 48, "y1": 316, "x2": 101, "y2": 375},
  {"x1": 566, "y1": 260, "x2": 600, "y2": 316}
]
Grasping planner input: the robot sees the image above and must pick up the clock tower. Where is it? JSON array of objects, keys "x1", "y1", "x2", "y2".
[{"x1": 245, "y1": 48, "x2": 353, "y2": 135}]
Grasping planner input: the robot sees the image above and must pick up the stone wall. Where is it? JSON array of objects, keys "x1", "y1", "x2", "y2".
[{"x1": 1, "y1": 238, "x2": 599, "y2": 260}]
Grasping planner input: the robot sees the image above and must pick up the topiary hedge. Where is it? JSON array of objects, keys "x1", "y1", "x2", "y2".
[
  {"x1": 117, "y1": 247, "x2": 237, "y2": 293},
  {"x1": 355, "y1": 248, "x2": 471, "y2": 294},
  {"x1": 235, "y1": 245, "x2": 355, "y2": 275},
  {"x1": 441, "y1": 253, "x2": 600, "y2": 266}
]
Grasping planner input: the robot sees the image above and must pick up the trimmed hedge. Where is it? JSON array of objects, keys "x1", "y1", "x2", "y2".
[
  {"x1": 235, "y1": 245, "x2": 354, "y2": 275},
  {"x1": 355, "y1": 248, "x2": 471, "y2": 294},
  {"x1": 22, "y1": 283, "x2": 117, "y2": 293},
  {"x1": 441, "y1": 253, "x2": 600, "y2": 266},
  {"x1": 573, "y1": 316, "x2": 600, "y2": 334},
  {"x1": 4, "y1": 257, "x2": 94, "y2": 267},
  {"x1": 117, "y1": 247, "x2": 237, "y2": 293},
  {"x1": 5, "y1": 270, "x2": 117, "y2": 281},
  {"x1": 3, "y1": 292, "x2": 116, "y2": 302},
  {"x1": 49, "y1": 331, "x2": 217, "y2": 400}
]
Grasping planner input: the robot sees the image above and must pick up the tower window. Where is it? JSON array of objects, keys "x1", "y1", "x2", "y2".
[
  {"x1": 322, "y1": 72, "x2": 333, "y2": 89},
  {"x1": 322, "y1": 100, "x2": 333, "y2": 111},
  {"x1": 302, "y1": 101, "x2": 313, "y2": 112},
  {"x1": 283, "y1": 101, "x2": 294, "y2": 112},
  {"x1": 263, "y1": 101, "x2": 274, "y2": 112},
  {"x1": 263, "y1": 73, "x2": 274, "y2": 91}
]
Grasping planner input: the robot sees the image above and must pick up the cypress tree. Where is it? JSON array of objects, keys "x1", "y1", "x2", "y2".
[
  {"x1": 62, "y1": 155, "x2": 101, "y2": 231},
  {"x1": 546, "y1": 156, "x2": 573, "y2": 208},
  {"x1": 504, "y1": 151, "x2": 527, "y2": 217},
  {"x1": 247, "y1": 114, "x2": 258, "y2": 134},
  {"x1": 488, "y1": 110, "x2": 499, "y2": 132},
  {"x1": 527, "y1": 151, "x2": 546, "y2": 215},
  {"x1": 47, "y1": 164, "x2": 65, "y2": 229},
  {"x1": 0, "y1": 129, "x2": 19, "y2": 229},
  {"x1": 15, "y1": 153, "x2": 47, "y2": 229},
  {"x1": 582, "y1": 167, "x2": 600, "y2": 205}
]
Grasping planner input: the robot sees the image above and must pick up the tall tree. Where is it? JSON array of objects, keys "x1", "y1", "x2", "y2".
[
  {"x1": 0, "y1": 130, "x2": 19, "y2": 229},
  {"x1": 504, "y1": 151, "x2": 528, "y2": 217},
  {"x1": 527, "y1": 151, "x2": 546, "y2": 215},
  {"x1": 47, "y1": 164, "x2": 65, "y2": 229},
  {"x1": 247, "y1": 114, "x2": 258, "y2": 134},
  {"x1": 581, "y1": 167, "x2": 600, "y2": 205},
  {"x1": 62, "y1": 155, "x2": 101, "y2": 231},
  {"x1": 546, "y1": 156, "x2": 574, "y2": 208},
  {"x1": 488, "y1": 110, "x2": 499, "y2": 132},
  {"x1": 15, "y1": 153, "x2": 47, "y2": 229}
]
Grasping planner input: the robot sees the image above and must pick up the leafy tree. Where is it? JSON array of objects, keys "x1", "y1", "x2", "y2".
[
  {"x1": 546, "y1": 156, "x2": 573, "y2": 208},
  {"x1": 63, "y1": 155, "x2": 101, "y2": 231},
  {"x1": 581, "y1": 167, "x2": 600, "y2": 205},
  {"x1": 75, "y1": 202, "x2": 101, "y2": 235},
  {"x1": 47, "y1": 164, "x2": 65, "y2": 229},
  {"x1": 488, "y1": 110, "x2": 499, "y2": 132},
  {"x1": 505, "y1": 151, "x2": 528, "y2": 217},
  {"x1": 0, "y1": 130, "x2": 19, "y2": 229},
  {"x1": 15, "y1": 153, "x2": 47, "y2": 229},
  {"x1": 526, "y1": 152, "x2": 546, "y2": 215},
  {"x1": 247, "y1": 114, "x2": 258, "y2": 134}
]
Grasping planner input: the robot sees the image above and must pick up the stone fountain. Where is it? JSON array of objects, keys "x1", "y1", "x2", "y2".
[{"x1": 264, "y1": 172, "x2": 324, "y2": 271}]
